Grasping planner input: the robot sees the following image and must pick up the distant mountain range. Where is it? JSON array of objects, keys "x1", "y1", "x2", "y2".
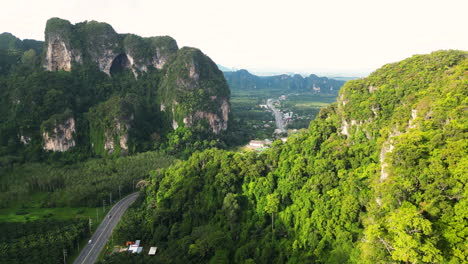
[
  {"x1": 222, "y1": 68, "x2": 345, "y2": 95},
  {"x1": 217, "y1": 64, "x2": 360, "y2": 81}
]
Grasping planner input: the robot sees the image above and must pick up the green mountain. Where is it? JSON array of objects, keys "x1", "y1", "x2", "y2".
[
  {"x1": 0, "y1": 18, "x2": 230, "y2": 162},
  {"x1": 0, "y1": 32, "x2": 42, "y2": 53},
  {"x1": 108, "y1": 50, "x2": 467, "y2": 263},
  {"x1": 0, "y1": 32, "x2": 43, "y2": 75},
  {"x1": 223, "y1": 69, "x2": 345, "y2": 94}
]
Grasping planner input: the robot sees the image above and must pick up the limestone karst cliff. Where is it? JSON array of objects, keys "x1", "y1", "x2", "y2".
[
  {"x1": 86, "y1": 96, "x2": 134, "y2": 156},
  {"x1": 40, "y1": 18, "x2": 230, "y2": 154},
  {"x1": 159, "y1": 47, "x2": 230, "y2": 134},
  {"x1": 0, "y1": 18, "x2": 230, "y2": 157},
  {"x1": 41, "y1": 111, "x2": 76, "y2": 152},
  {"x1": 43, "y1": 18, "x2": 179, "y2": 76}
]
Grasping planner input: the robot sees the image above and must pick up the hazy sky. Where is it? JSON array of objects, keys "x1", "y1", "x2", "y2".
[{"x1": 2, "y1": 0, "x2": 467, "y2": 75}]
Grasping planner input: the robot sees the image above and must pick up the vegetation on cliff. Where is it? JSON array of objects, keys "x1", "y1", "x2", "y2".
[
  {"x1": 0, "y1": 18, "x2": 231, "y2": 163},
  {"x1": 105, "y1": 50, "x2": 467, "y2": 263},
  {"x1": 159, "y1": 47, "x2": 230, "y2": 127}
]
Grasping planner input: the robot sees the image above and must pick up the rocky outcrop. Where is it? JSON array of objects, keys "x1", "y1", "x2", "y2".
[
  {"x1": 160, "y1": 47, "x2": 230, "y2": 134},
  {"x1": 148, "y1": 36, "x2": 178, "y2": 70},
  {"x1": 172, "y1": 120, "x2": 179, "y2": 130},
  {"x1": 42, "y1": 18, "x2": 229, "y2": 144},
  {"x1": 379, "y1": 138, "x2": 396, "y2": 181},
  {"x1": 43, "y1": 19, "x2": 81, "y2": 71},
  {"x1": 379, "y1": 109, "x2": 419, "y2": 181},
  {"x1": 104, "y1": 121, "x2": 130, "y2": 154},
  {"x1": 43, "y1": 18, "x2": 178, "y2": 76},
  {"x1": 368, "y1": 85, "x2": 378, "y2": 93},
  {"x1": 408, "y1": 109, "x2": 417, "y2": 129},
  {"x1": 220, "y1": 99, "x2": 229, "y2": 127},
  {"x1": 86, "y1": 96, "x2": 135, "y2": 156},
  {"x1": 181, "y1": 97, "x2": 229, "y2": 134},
  {"x1": 42, "y1": 117, "x2": 76, "y2": 152},
  {"x1": 19, "y1": 135, "x2": 31, "y2": 145},
  {"x1": 340, "y1": 119, "x2": 361, "y2": 137},
  {"x1": 153, "y1": 47, "x2": 170, "y2": 69},
  {"x1": 44, "y1": 37, "x2": 73, "y2": 71}
]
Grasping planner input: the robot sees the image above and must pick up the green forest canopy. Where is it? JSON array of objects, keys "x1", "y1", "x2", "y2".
[{"x1": 104, "y1": 50, "x2": 467, "y2": 264}]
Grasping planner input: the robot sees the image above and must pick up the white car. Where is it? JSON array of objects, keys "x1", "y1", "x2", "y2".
[{"x1": 88, "y1": 240, "x2": 92, "y2": 244}]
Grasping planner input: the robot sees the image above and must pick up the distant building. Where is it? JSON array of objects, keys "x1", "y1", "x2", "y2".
[
  {"x1": 129, "y1": 240, "x2": 143, "y2": 254},
  {"x1": 283, "y1": 112, "x2": 293, "y2": 119},
  {"x1": 246, "y1": 140, "x2": 273, "y2": 151},
  {"x1": 129, "y1": 245, "x2": 143, "y2": 254},
  {"x1": 249, "y1": 140, "x2": 266, "y2": 148},
  {"x1": 149, "y1": 247, "x2": 158, "y2": 256}
]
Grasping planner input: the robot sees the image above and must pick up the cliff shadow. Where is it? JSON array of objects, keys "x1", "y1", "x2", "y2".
[{"x1": 110, "y1": 53, "x2": 130, "y2": 76}]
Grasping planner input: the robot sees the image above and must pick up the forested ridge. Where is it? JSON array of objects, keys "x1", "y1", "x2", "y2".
[
  {"x1": 223, "y1": 69, "x2": 344, "y2": 94},
  {"x1": 0, "y1": 20, "x2": 232, "y2": 264},
  {"x1": 103, "y1": 50, "x2": 467, "y2": 263},
  {"x1": 0, "y1": 20, "x2": 232, "y2": 165}
]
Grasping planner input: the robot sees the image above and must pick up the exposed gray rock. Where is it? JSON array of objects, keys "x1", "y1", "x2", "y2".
[
  {"x1": 42, "y1": 117, "x2": 76, "y2": 152},
  {"x1": 104, "y1": 121, "x2": 130, "y2": 154},
  {"x1": 19, "y1": 135, "x2": 31, "y2": 145},
  {"x1": 43, "y1": 18, "x2": 178, "y2": 77}
]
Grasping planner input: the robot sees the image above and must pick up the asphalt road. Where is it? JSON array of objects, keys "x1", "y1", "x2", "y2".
[
  {"x1": 267, "y1": 98, "x2": 286, "y2": 133},
  {"x1": 74, "y1": 192, "x2": 140, "y2": 264}
]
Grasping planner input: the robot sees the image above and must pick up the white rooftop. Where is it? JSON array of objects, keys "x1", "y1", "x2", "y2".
[
  {"x1": 129, "y1": 244, "x2": 143, "y2": 254},
  {"x1": 149, "y1": 246, "x2": 158, "y2": 255}
]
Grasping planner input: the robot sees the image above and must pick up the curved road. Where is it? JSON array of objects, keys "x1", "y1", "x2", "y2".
[{"x1": 74, "y1": 192, "x2": 140, "y2": 264}]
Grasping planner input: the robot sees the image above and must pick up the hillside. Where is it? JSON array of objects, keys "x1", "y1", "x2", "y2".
[
  {"x1": 223, "y1": 69, "x2": 345, "y2": 95},
  {"x1": 0, "y1": 18, "x2": 230, "y2": 163},
  {"x1": 106, "y1": 50, "x2": 467, "y2": 263}
]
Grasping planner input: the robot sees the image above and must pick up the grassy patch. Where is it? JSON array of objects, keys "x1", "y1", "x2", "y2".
[{"x1": 0, "y1": 205, "x2": 110, "y2": 222}]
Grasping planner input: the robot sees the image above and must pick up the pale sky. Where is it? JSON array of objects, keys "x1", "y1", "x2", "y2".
[{"x1": 2, "y1": 0, "x2": 467, "y2": 75}]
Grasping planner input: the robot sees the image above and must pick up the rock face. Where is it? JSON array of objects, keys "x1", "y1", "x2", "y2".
[
  {"x1": 103, "y1": 121, "x2": 130, "y2": 154},
  {"x1": 43, "y1": 18, "x2": 81, "y2": 71},
  {"x1": 181, "y1": 98, "x2": 229, "y2": 134},
  {"x1": 45, "y1": 37, "x2": 72, "y2": 71},
  {"x1": 42, "y1": 117, "x2": 76, "y2": 152},
  {"x1": 87, "y1": 96, "x2": 134, "y2": 156},
  {"x1": 334, "y1": 50, "x2": 468, "y2": 211},
  {"x1": 159, "y1": 47, "x2": 230, "y2": 134},
  {"x1": 38, "y1": 18, "x2": 230, "y2": 155},
  {"x1": 43, "y1": 18, "x2": 178, "y2": 76}
]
